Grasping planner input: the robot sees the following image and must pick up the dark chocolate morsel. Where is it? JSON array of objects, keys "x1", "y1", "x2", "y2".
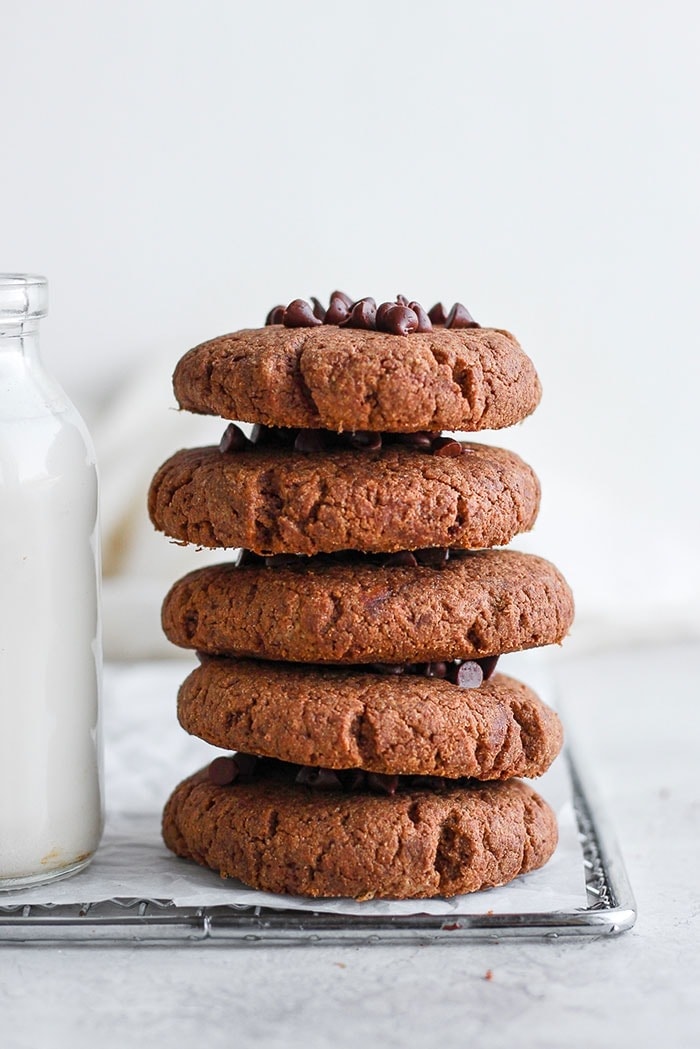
[
  {"x1": 382, "y1": 304, "x2": 419, "y2": 336},
  {"x1": 382, "y1": 551, "x2": 419, "y2": 568},
  {"x1": 311, "y1": 296, "x2": 327, "y2": 322},
  {"x1": 294, "y1": 429, "x2": 327, "y2": 453},
  {"x1": 330, "y1": 290, "x2": 354, "y2": 308},
  {"x1": 477, "y1": 655, "x2": 500, "y2": 681},
  {"x1": 251, "y1": 424, "x2": 297, "y2": 447},
  {"x1": 208, "y1": 756, "x2": 239, "y2": 786},
  {"x1": 393, "y1": 431, "x2": 435, "y2": 451},
  {"x1": 428, "y1": 302, "x2": 447, "y2": 325},
  {"x1": 414, "y1": 547, "x2": 450, "y2": 566},
  {"x1": 347, "y1": 430, "x2": 382, "y2": 451},
  {"x1": 219, "y1": 423, "x2": 251, "y2": 453},
  {"x1": 396, "y1": 294, "x2": 410, "y2": 307},
  {"x1": 408, "y1": 301, "x2": 433, "y2": 332},
  {"x1": 342, "y1": 298, "x2": 377, "y2": 330},
  {"x1": 445, "y1": 302, "x2": 480, "y2": 329},
  {"x1": 265, "y1": 305, "x2": 286, "y2": 325},
  {"x1": 424, "y1": 661, "x2": 449, "y2": 679},
  {"x1": 375, "y1": 302, "x2": 395, "y2": 331},
  {"x1": 324, "y1": 295, "x2": 352, "y2": 325},
  {"x1": 367, "y1": 772, "x2": 399, "y2": 795},
  {"x1": 456, "y1": 661, "x2": 484, "y2": 689},
  {"x1": 432, "y1": 436, "x2": 464, "y2": 457},
  {"x1": 283, "y1": 299, "x2": 323, "y2": 327}
]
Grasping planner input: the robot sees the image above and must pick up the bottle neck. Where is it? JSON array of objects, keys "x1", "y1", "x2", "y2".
[{"x1": 0, "y1": 321, "x2": 41, "y2": 361}]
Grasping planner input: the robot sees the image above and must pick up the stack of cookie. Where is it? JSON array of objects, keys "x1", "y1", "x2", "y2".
[{"x1": 149, "y1": 292, "x2": 574, "y2": 900}]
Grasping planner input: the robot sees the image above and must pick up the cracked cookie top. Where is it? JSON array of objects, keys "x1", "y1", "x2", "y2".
[
  {"x1": 147, "y1": 441, "x2": 540, "y2": 556},
  {"x1": 172, "y1": 325, "x2": 542, "y2": 433}
]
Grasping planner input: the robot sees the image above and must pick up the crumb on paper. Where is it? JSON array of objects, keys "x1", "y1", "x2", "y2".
[{"x1": 484, "y1": 970, "x2": 494, "y2": 981}]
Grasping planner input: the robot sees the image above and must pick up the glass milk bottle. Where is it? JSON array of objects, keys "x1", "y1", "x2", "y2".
[{"x1": 0, "y1": 275, "x2": 103, "y2": 888}]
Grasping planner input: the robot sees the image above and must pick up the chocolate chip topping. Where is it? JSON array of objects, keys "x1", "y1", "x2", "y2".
[
  {"x1": 431, "y1": 436, "x2": 464, "y2": 458},
  {"x1": 342, "y1": 298, "x2": 377, "y2": 330},
  {"x1": 445, "y1": 302, "x2": 479, "y2": 329},
  {"x1": 325, "y1": 294, "x2": 352, "y2": 325},
  {"x1": 283, "y1": 299, "x2": 322, "y2": 328},
  {"x1": 428, "y1": 302, "x2": 447, "y2": 324},
  {"x1": 378, "y1": 304, "x2": 420, "y2": 336},
  {"x1": 264, "y1": 293, "x2": 479, "y2": 334},
  {"x1": 225, "y1": 423, "x2": 466, "y2": 458},
  {"x1": 264, "y1": 305, "x2": 285, "y2": 325},
  {"x1": 208, "y1": 756, "x2": 239, "y2": 786},
  {"x1": 219, "y1": 423, "x2": 251, "y2": 453},
  {"x1": 409, "y1": 301, "x2": 433, "y2": 332},
  {"x1": 210, "y1": 754, "x2": 475, "y2": 795},
  {"x1": 311, "y1": 297, "x2": 326, "y2": 322}
]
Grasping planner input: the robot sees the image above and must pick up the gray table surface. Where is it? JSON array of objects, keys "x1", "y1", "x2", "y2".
[{"x1": 1, "y1": 641, "x2": 698, "y2": 1049}]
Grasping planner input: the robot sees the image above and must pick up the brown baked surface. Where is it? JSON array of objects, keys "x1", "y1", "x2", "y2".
[
  {"x1": 147, "y1": 441, "x2": 540, "y2": 556},
  {"x1": 162, "y1": 768, "x2": 558, "y2": 898},
  {"x1": 177, "y1": 660, "x2": 563, "y2": 780},
  {"x1": 162, "y1": 549, "x2": 574, "y2": 664},
  {"x1": 172, "y1": 325, "x2": 541, "y2": 433}
]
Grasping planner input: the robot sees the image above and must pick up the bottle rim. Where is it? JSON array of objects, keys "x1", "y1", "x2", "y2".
[{"x1": 0, "y1": 274, "x2": 48, "y2": 321}]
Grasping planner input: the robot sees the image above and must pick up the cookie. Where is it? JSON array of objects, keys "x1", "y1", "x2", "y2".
[
  {"x1": 147, "y1": 441, "x2": 540, "y2": 556},
  {"x1": 162, "y1": 766, "x2": 558, "y2": 899},
  {"x1": 177, "y1": 659, "x2": 563, "y2": 780},
  {"x1": 161, "y1": 549, "x2": 575, "y2": 663},
  {"x1": 172, "y1": 326, "x2": 541, "y2": 433}
]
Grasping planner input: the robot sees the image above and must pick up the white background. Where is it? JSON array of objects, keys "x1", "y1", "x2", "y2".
[{"x1": 2, "y1": 0, "x2": 699, "y2": 641}]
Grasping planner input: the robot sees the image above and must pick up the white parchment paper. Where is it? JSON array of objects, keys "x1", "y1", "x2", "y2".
[{"x1": 0, "y1": 658, "x2": 588, "y2": 915}]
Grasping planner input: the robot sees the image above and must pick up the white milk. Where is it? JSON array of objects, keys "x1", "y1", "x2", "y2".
[{"x1": 0, "y1": 276, "x2": 103, "y2": 888}]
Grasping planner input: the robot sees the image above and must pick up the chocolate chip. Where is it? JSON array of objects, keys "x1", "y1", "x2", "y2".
[
  {"x1": 233, "y1": 752, "x2": 259, "y2": 779},
  {"x1": 294, "y1": 429, "x2": 327, "y2": 453},
  {"x1": 393, "y1": 431, "x2": 435, "y2": 451},
  {"x1": 295, "y1": 766, "x2": 342, "y2": 791},
  {"x1": 414, "y1": 547, "x2": 450, "y2": 566},
  {"x1": 208, "y1": 756, "x2": 239, "y2": 786},
  {"x1": 342, "y1": 298, "x2": 377, "y2": 330},
  {"x1": 347, "y1": 430, "x2": 382, "y2": 451},
  {"x1": 396, "y1": 294, "x2": 410, "y2": 307},
  {"x1": 477, "y1": 655, "x2": 500, "y2": 681},
  {"x1": 330, "y1": 290, "x2": 354, "y2": 308},
  {"x1": 432, "y1": 436, "x2": 463, "y2": 457},
  {"x1": 382, "y1": 551, "x2": 418, "y2": 567},
  {"x1": 311, "y1": 296, "x2": 326, "y2": 321},
  {"x1": 283, "y1": 299, "x2": 323, "y2": 327},
  {"x1": 375, "y1": 302, "x2": 394, "y2": 331},
  {"x1": 324, "y1": 295, "x2": 352, "y2": 325},
  {"x1": 367, "y1": 773, "x2": 399, "y2": 795},
  {"x1": 456, "y1": 661, "x2": 484, "y2": 689},
  {"x1": 428, "y1": 302, "x2": 447, "y2": 325},
  {"x1": 219, "y1": 423, "x2": 251, "y2": 453},
  {"x1": 252, "y1": 424, "x2": 296, "y2": 447},
  {"x1": 408, "y1": 301, "x2": 433, "y2": 332},
  {"x1": 380, "y1": 304, "x2": 419, "y2": 336},
  {"x1": 368, "y1": 663, "x2": 406, "y2": 675},
  {"x1": 424, "y1": 661, "x2": 449, "y2": 679},
  {"x1": 265, "y1": 305, "x2": 285, "y2": 325},
  {"x1": 445, "y1": 302, "x2": 479, "y2": 329}
]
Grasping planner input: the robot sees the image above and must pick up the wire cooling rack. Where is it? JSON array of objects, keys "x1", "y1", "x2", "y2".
[{"x1": 0, "y1": 746, "x2": 635, "y2": 945}]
